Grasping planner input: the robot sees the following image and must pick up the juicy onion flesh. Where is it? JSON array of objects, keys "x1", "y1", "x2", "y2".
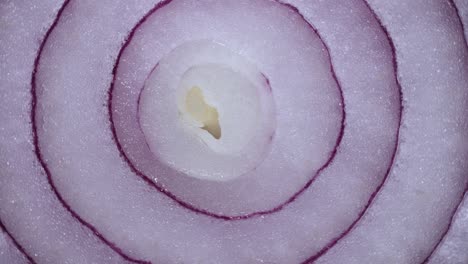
[
  {"x1": 0, "y1": 0, "x2": 467, "y2": 264},
  {"x1": 139, "y1": 40, "x2": 276, "y2": 182}
]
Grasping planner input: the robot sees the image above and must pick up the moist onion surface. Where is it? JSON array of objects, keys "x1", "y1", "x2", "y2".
[{"x1": 0, "y1": 0, "x2": 467, "y2": 263}]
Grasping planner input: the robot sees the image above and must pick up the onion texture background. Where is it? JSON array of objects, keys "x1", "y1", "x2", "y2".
[{"x1": 0, "y1": 0, "x2": 467, "y2": 263}]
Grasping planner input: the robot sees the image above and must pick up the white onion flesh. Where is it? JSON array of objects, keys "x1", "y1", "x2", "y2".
[
  {"x1": 0, "y1": 0, "x2": 467, "y2": 263},
  {"x1": 139, "y1": 40, "x2": 276, "y2": 181}
]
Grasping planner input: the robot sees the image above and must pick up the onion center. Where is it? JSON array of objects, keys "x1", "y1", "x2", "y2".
[
  {"x1": 138, "y1": 41, "x2": 276, "y2": 182},
  {"x1": 175, "y1": 63, "x2": 263, "y2": 155},
  {"x1": 184, "y1": 86, "x2": 221, "y2": 140}
]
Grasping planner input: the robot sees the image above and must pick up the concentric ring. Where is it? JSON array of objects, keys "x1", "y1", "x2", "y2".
[
  {"x1": 108, "y1": 0, "x2": 346, "y2": 220},
  {"x1": 0, "y1": 0, "x2": 466, "y2": 263}
]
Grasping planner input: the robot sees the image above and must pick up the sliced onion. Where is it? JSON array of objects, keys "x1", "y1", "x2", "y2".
[
  {"x1": 0, "y1": 0, "x2": 466, "y2": 263},
  {"x1": 34, "y1": 0, "x2": 399, "y2": 262}
]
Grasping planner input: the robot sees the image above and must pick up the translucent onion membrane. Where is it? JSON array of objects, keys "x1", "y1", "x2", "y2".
[{"x1": 0, "y1": 0, "x2": 466, "y2": 264}]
